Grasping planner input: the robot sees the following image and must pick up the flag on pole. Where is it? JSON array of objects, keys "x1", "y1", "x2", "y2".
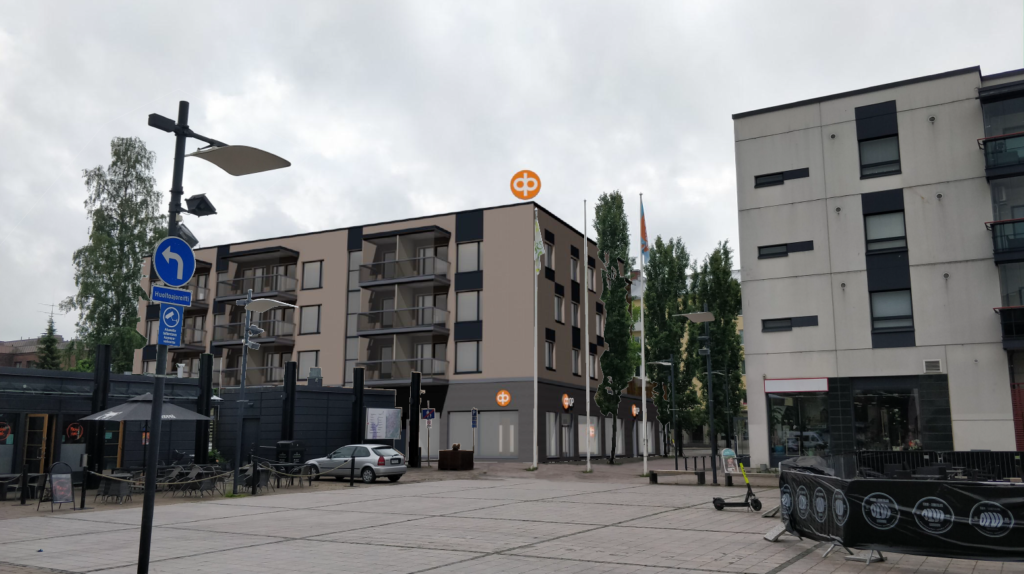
[
  {"x1": 534, "y1": 212, "x2": 545, "y2": 274},
  {"x1": 640, "y1": 198, "x2": 650, "y2": 264}
]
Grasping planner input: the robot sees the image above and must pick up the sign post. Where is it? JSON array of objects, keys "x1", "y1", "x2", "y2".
[
  {"x1": 158, "y1": 304, "x2": 183, "y2": 347},
  {"x1": 424, "y1": 403, "x2": 433, "y2": 467},
  {"x1": 471, "y1": 408, "x2": 477, "y2": 453}
]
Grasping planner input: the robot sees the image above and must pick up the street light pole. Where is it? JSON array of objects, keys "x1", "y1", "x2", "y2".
[
  {"x1": 702, "y1": 302, "x2": 717, "y2": 486},
  {"x1": 233, "y1": 290, "x2": 254, "y2": 494},
  {"x1": 669, "y1": 355, "x2": 677, "y2": 470}
]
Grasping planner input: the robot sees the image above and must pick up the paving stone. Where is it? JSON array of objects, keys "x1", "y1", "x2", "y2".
[{"x1": 450, "y1": 500, "x2": 673, "y2": 525}]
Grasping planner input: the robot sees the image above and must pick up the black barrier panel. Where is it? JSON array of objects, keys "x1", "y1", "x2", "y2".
[{"x1": 781, "y1": 471, "x2": 1024, "y2": 562}]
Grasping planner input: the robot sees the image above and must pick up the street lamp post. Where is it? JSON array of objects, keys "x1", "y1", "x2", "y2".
[
  {"x1": 676, "y1": 307, "x2": 717, "y2": 485},
  {"x1": 712, "y1": 367, "x2": 732, "y2": 450},
  {"x1": 141, "y1": 101, "x2": 289, "y2": 574},
  {"x1": 231, "y1": 292, "x2": 297, "y2": 494},
  {"x1": 649, "y1": 357, "x2": 677, "y2": 470}
]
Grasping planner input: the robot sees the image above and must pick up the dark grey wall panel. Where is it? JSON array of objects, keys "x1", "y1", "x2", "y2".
[
  {"x1": 571, "y1": 281, "x2": 580, "y2": 303},
  {"x1": 783, "y1": 168, "x2": 810, "y2": 180},
  {"x1": 791, "y1": 316, "x2": 819, "y2": 328},
  {"x1": 347, "y1": 226, "x2": 363, "y2": 250},
  {"x1": 454, "y1": 271, "x2": 483, "y2": 292},
  {"x1": 455, "y1": 210, "x2": 484, "y2": 242},
  {"x1": 454, "y1": 321, "x2": 483, "y2": 341},
  {"x1": 572, "y1": 327, "x2": 581, "y2": 349},
  {"x1": 788, "y1": 241, "x2": 814, "y2": 253},
  {"x1": 545, "y1": 328, "x2": 556, "y2": 342},
  {"x1": 871, "y1": 330, "x2": 916, "y2": 348},
  {"x1": 862, "y1": 188, "x2": 904, "y2": 215},
  {"x1": 866, "y1": 252, "x2": 911, "y2": 291},
  {"x1": 855, "y1": 100, "x2": 898, "y2": 140}
]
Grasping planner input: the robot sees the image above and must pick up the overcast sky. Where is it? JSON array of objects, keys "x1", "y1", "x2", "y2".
[{"x1": 1, "y1": 1, "x2": 1021, "y2": 341}]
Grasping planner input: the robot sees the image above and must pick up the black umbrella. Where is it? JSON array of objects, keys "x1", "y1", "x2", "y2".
[{"x1": 81, "y1": 393, "x2": 211, "y2": 422}]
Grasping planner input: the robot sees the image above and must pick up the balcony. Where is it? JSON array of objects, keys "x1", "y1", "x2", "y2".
[
  {"x1": 171, "y1": 328, "x2": 206, "y2": 351},
  {"x1": 996, "y1": 307, "x2": 1024, "y2": 350},
  {"x1": 212, "y1": 319, "x2": 295, "y2": 346},
  {"x1": 979, "y1": 133, "x2": 1024, "y2": 179},
  {"x1": 358, "y1": 358, "x2": 448, "y2": 383},
  {"x1": 986, "y1": 219, "x2": 1024, "y2": 263},
  {"x1": 356, "y1": 306, "x2": 449, "y2": 336},
  {"x1": 215, "y1": 274, "x2": 297, "y2": 301},
  {"x1": 359, "y1": 257, "x2": 450, "y2": 287},
  {"x1": 217, "y1": 366, "x2": 286, "y2": 387},
  {"x1": 188, "y1": 284, "x2": 210, "y2": 306}
]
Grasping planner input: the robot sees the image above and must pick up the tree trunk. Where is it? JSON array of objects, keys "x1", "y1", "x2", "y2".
[{"x1": 608, "y1": 414, "x2": 618, "y2": 464}]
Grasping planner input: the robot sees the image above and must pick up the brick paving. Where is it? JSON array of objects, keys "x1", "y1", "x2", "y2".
[{"x1": 1, "y1": 474, "x2": 1021, "y2": 574}]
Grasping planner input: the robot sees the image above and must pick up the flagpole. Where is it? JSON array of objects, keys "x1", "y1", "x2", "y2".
[
  {"x1": 584, "y1": 199, "x2": 591, "y2": 473},
  {"x1": 639, "y1": 193, "x2": 648, "y2": 477},
  {"x1": 532, "y1": 207, "x2": 539, "y2": 470}
]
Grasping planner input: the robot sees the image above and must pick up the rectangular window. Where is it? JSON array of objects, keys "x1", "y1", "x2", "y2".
[
  {"x1": 348, "y1": 251, "x2": 361, "y2": 288},
  {"x1": 299, "y1": 305, "x2": 321, "y2": 334},
  {"x1": 596, "y1": 314, "x2": 604, "y2": 336},
  {"x1": 762, "y1": 318, "x2": 793, "y2": 332},
  {"x1": 147, "y1": 320, "x2": 159, "y2": 345},
  {"x1": 456, "y1": 341, "x2": 480, "y2": 373},
  {"x1": 590, "y1": 353, "x2": 597, "y2": 379},
  {"x1": 457, "y1": 291, "x2": 480, "y2": 322},
  {"x1": 347, "y1": 290, "x2": 360, "y2": 314},
  {"x1": 871, "y1": 290, "x2": 914, "y2": 331},
  {"x1": 546, "y1": 413, "x2": 558, "y2": 458},
  {"x1": 571, "y1": 258, "x2": 579, "y2": 282},
  {"x1": 754, "y1": 172, "x2": 784, "y2": 188},
  {"x1": 577, "y1": 415, "x2": 600, "y2": 456},
  {"x1": 457, "y1": 242, "x2": 481, "y2": 273},
  {"x1": 572, "y1": 349, "x2": 580, "y2": 375},
  {"x1": 554, "y1": 295, "x2": 564, "y2": 323},
  {"x1": 142, "y1": 361, "x2": 154, "y2": 374},
  {"x1": 859, "y1": 135, "x2": 901, "y2": 177},
  {"x1": 587, "y1": 266, "x2": 595, "y2": 291},
  {"x1": 545, "y1": 341, "x2": 555, "y2": 370},
  {"x1": 865, "y1": 211, "x2": 907, "y2": 252},
  {"x1": 298, "y1": 350, "x2": 319, "y2": 380},
  {"x1": 571, "y1": 302, "x2": 579, "y2": 327},
  {"x1": 544, "y1": 242, "x2": 554, "y2": 269},
  {"x1": 302, "y1": 261, "x2": 322, "y2": 290},
  {"x1": 758, "y1": 244, "x2": 789, "y2": 258}
]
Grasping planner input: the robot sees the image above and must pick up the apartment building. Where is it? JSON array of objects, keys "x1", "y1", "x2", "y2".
[
  {"x1": 733, "y1": 66, "x2": 1024, "y2": 468},
  {"x1": 135, "y1": 201, "x2": 660, "y2": 463}
]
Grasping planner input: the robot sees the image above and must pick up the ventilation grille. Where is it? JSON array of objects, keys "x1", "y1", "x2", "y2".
[{"x1": 923, "y1": 360, "x2": 943, "y2": 374}]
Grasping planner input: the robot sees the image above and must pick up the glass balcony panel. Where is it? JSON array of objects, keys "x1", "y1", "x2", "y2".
[
  {"x1": 359, "y1": 358, "x2": 448, "y2": 380},
  {"x1": 180, "y1": 328, "x2": 205, "y2": 345},
  {"x1": 212, "y1": 320, "x2": 295, "y2": 342},
  {"x1": 990, "y1": 221, "x2": 1024, "y2": 256},
  {"x1": 217, "y1": 365, "x2": 286, "y2": 387},
  {"x1": 981, "y1": 133, "x2": 1024, "y2": 171},
  {"x1": 356, "y1": 307, "x2": 449, "y2": 332},
  {"x1": 359, "y1": 257, "x2": 449, "y2": 284},
  {"x1": 216, "y1": 274, "x2": 297, "y2": 298},
  {"x1": 999, "y1": 261, "x2": 1024, "y2": 307}
]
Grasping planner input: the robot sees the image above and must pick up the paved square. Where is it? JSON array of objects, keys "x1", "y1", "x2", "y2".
[{"x1": 1, "y1": 477, "x2": 1019, "y2": 574}]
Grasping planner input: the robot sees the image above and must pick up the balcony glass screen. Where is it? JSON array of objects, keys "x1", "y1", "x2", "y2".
[{"x1": 982, "y1": 96, "x2": 1024, "y2": 138}]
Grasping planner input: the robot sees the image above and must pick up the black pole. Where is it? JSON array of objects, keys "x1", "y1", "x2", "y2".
[
  {"x1": 724, "y1": 366, "x2": 732, "y2": 450},
  {"x1": 19, "y1": 466, "x2": 27, "y2": 505},
  {"x1": 195, "y1": 354, "x2": 213, "y2": 464},
  {"x1": 282, "y1": 362, "x2": 297, "y2": 441},
  {"x1": 704, "y1": 302, "x2": 717, "y2": 485},
  {"x1": 670, "y1": 354, "x2": 678, "y2": 471},
  {"x1": 408, "y1": 372, "x2": 422, "y2": 468},
  {"x1": 139, "y1": 100, "x2": 187, "y2": 574},
  {"x1": 233, "y1": 297, "x2": 253, "y2": 494},
  {"x1": 351, "y1": 368, "x2": 365, "y2": 444}
]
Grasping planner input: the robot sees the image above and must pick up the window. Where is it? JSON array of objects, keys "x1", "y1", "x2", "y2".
[
  {"x1": 596, "y1": 313, "x2": 604, "y2": 336},
  {"x1": 544, "y1": 242, "x2": 554, "y2": 269},
  {"x1": 457, "y1": 291, "x2": 480, "y2": 322},
  {"x1": 587, "y1": 266, "x2": 595, "y2": 291},
  {"x1": 572, "y1": 349, "x2": 580, "y2": 375},
  {"x1": 142, "y1": 361, "x2": 154, "y2": 374},
  {"x1": 577, "y1": 415, "x2": 600, "y2": 456},
  {"x1": 865, "y1": 212, "x2": 907, "y2": 252},
  {"x1": 299, "y1": 305, "x2": 321, "y2": 334},
  {"x1": 456, "y1": 341, "x2": 480, "y2": 373},
  {"x1": 457, "y1": 242, "x2": 481, "y2": 273},
  {"x1": 571, "y1": 258, "x2": 579, "y2": 281},
  {"x1": 571, "y1": 302, "x2": 579, "y2": 327},
  {"x1": 302, "y1": 261, "x2": 322, "y2": 290},
  {"x1": 859, "y1": 135, "x2": 901, "y2": 177},
  {"x1": 762, "y1": 318, "x2": 793, "y2": 332},
  {"x1": 754, "y1": 172, "x2": 784, "y2": 188},
  {"x1": 298, "y1": 351, "x2": 319, "y2": 379},
  {"x1": 546, "y1": 412, "x2": 559, "y2": 458},
  {"x1": 871, "y1": 290, "x2": 914, "y2": 331},
  {"x1": 554, "y1": 295, "x2": 564, "y2": 323},
  {"x1": 147, "y1": 320, "x2": 159, "y2": 345},
  {"x1": 348, "y1": 251, "x2": 361, "y2": 287},
  {"x1": 758, "y1": 244, "x2": 788, "y2": 258},
  {"x1": 545, "y1": 341, "x2": 555, "y2": 370},
  {"x1": 589, "y1": 353, "x2": 597, "y2": 379}
]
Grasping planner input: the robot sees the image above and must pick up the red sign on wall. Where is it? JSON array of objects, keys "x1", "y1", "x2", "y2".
[
  {"x1": 66, "y1": 422, "x2": 84, "y2": 441},
  {"x1": 0, "y1": 422, "x2": 10, "y2": 442}
]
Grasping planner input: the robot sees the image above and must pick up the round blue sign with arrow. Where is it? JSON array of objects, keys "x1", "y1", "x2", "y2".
[{"x1": 153, "y1": 236, "x2": 196, "y2": 288}]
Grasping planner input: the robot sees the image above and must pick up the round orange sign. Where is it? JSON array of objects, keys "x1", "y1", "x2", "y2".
[
  {"x1": 631, "y1": 404, "x2": 639, "y2": 418},
  {"x1": 510, "y1": 170, "x2": 541, "y2": 200},
  {"x1": 562, "y1": 394, "x2": 571, "y2": 410},
  {"x1": 496, "y1": 389, "x2": 512, "y2": 407}
]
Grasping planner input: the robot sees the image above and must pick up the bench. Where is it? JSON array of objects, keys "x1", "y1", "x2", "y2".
[{"x1": 649, "y1": 469, "x2": 706, "y2": 485}]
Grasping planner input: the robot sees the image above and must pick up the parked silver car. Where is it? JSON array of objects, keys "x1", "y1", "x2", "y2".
[{"x1": 307, "y1": 444, "x2": 406, "y2": 483}]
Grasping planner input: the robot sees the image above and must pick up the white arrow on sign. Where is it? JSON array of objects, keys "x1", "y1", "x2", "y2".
[{"x1": 162, "y1": 246, "x2": 184, "y2": 280}]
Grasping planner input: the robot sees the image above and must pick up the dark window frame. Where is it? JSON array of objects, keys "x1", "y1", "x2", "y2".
[
  {"x1": 869, "y1": 289, "x2": 915, "y2": 333},
  {"x1": 457, "y1": 241, "x2": 482, "y2": 273},
  {"x1": 555, "y1": 294, "x2": 564, "y2": 324},
  {"x1": 864, "y1": 210, "x2": 908, "y2": 254},
  {"x1": 299, "y1": 304, "x2": 321, "y2": 335},
  {"x1": 754, "y1": 172, "x2": 785, "y2": 188},
  {"x1": 858, "y1": 135, "x2": 902, "y2": 179},
  {"x1": 545, "y1": 340, "x2": 556, "y2": 371},
  {"x1": 758, "y1": 244, "x2": 789, "y2": 259},
  {"x1": 457, "y1": 290, "x2": 481, "y2": 322},
  {"x1": 455, "y1": 340, "x2": 481, "y2": 374},
  {"x1": 297, "y1": 350, "x2": 320, "y2": 380},
  {"x1": 301, "y1": 260, "x2": 324, "y2": 290},
  {"x1": 762, "y1": 318, "x2": 793, "y2": 332}
]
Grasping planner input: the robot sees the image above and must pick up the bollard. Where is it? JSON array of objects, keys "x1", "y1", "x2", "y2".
[
  {"x1": 349, "y1": 453, "x2": 355, "y2": 487},
  {"x1": 20, "y1": 466, "x2": 28, "y2": 505}
]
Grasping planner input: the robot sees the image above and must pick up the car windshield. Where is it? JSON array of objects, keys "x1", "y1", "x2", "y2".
[{"x1": 374, "y1": 448, "x2": 401, "y2": 457}]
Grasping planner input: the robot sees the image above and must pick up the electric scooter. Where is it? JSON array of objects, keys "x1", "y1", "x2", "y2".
[{"x1": 713, "y1": 463, "x2": 762, "y2": 511}]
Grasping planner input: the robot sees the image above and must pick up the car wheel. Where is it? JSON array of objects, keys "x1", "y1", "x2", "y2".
[
  {"x1": 309, "y1": 465, "x2": 321, "y2": 481},
  {"x1": 387, "y1": 475, "x2": 402, "y2": 483},
  {"x1": 361, "y1": 467, "x2": 376, "y2": 484}
]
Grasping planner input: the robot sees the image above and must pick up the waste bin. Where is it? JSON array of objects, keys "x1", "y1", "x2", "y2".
[{"x1": 276, "y1": 441, "x2": 305, "y2": 463}]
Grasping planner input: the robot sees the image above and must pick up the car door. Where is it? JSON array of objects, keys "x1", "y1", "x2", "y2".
[
  {"x1": 352, "y1": 446, "x2": 372, "y2": 473},
  {"x1": 325, "y1": 446, "x2": 355, "y2": 476}
]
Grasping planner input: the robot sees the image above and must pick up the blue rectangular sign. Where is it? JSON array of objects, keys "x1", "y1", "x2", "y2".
[
  {"x1": 151, "y1": 285, "x2": 192, "y2": 307},
  {"x1": 471, "y1": 408, "x2": 478, "y2": 429},
  {"x1": 422, "y1": 408, "x2": 435, "y2": 420},
  {"x1": 158, "y1": 304, "x2": 183, "y2": 347}
]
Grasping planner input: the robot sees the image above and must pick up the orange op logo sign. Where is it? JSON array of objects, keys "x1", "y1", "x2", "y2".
[
  {"x1": 510, "y1": 170, "x2": 541, "y2": 200},
  {"x1": 561, "y1": 393, "x2": 574, "y2": 411},
  {"x1": 631, "y1": 404, "x2": 639, "y2": 418},
  {"x1": 496, "y1": 389, "x2": 512, "y2": 407},
  {"x1": 65, "y1": 422, "x2": 84, "y2": 441}
]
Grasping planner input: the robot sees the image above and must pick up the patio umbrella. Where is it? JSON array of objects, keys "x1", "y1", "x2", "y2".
[{"x1": 80, "y1": 393, "x2": 211, "y2": 422}]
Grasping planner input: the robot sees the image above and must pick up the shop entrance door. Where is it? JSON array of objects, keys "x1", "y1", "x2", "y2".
[
  {"x1": 102, "y1": 421, "x2": 123, "y2": 471},
  {"x1": 24, "y1": 414, "x2": 50, "y2": 473}
]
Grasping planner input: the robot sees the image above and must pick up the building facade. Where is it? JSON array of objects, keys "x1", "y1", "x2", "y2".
[
  {"x1": 134, "y1": 201, "x2": 660, "y2": 462},
  {"x1": 733, "y1": 66, "x2": 1024, "y2": 468}
]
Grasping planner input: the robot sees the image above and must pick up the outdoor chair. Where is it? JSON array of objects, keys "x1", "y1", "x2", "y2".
[
  {"x1": 255, "y1": 467, "x2": 273, "y2": 494},
  {"x1": 94, "y1": 476, "x2": 112, "y2": 502},
  {"x1": 167, "y1": 466, "x2": 199, "y2": 497},
  {"x1": 156, "y1": 466, "x2": 183, "y2": 492}
]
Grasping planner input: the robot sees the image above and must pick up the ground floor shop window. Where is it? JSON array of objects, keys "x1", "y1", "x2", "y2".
[
  {"x1": 603, "y1": 417, "x2": 624, "y2": 456},
  {"x1": 546, "y1": 413, "x2": 558, "y2": 458},
  {"x1": 561, "y1": 414, "x2": 574, "y2": 457},
  {"x1": 0, "y1": 414, "x2": 17, "y2": 474},
  {"x1": 768, "y1": 393, "x2": 829, "y2": 457},
  {"x1": 854, "y1": 389, "x2": 921, "y2": 451},
  {"x1": 478, "y1": 411, "x2": 517, "y2": 458},
  {"x1": 449, "y1": 412, "x2": 473, "y2": 451},
  {"x1": 577, "y1": 415, "x2": 600, "y2": 456}
]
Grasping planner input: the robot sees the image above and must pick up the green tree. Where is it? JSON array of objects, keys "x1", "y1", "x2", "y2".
[
  {"x1": 60, "y1": 137, "x2": 165, "y2": 373},
  {"x1": 683, "y1": 241, "x2": 743, "y2": 449},
  {"x1": 593, "y1": 191, "x2": 639, "y2": 463},
  {"x1": 645, "y1": 236, "x2": 703, "y2": 456},
  {"x1": 36, "y1": 317, "x2": 63, "y2": 370}
]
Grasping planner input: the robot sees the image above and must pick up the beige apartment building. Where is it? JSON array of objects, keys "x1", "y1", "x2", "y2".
[{"x1": 134, "y1": 201, "x2": 660, "y2": 462}]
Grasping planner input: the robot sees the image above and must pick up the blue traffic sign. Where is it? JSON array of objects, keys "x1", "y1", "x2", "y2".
[
  {"x1": 153, "y1": 236, "x2": 196, "y2": 288},
  {"x1": 471, "y1": 408, "x2": 478, "y2": 429},
  {"x1": 422, "y1": 408, "x2": 435, "y2": 420},
  {"x1": 158, "y1": 304, "x2": 182, "y2": 347},
  {"x1": 151, "y1": 285, "x2": 192, "y2": 307}
]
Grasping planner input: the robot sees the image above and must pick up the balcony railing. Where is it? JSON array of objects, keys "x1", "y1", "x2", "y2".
[
  {"x1": 986, "y1": 219, "x2": 1024, "y2": 259},
  {"x1": 359, "y1": 256, "x2": 449, "y2": 284},
  {"x1": 356, "y1": 306, "x2": 449, "y2": 333},
  {"x1": 217, "y1": 366, "x2": 286, "y2": 387},
  {"x1": 212, "y1": 320, "x2": 295, "y2": 342},
  {"x1": 216, "y1": 274, "x2": 297, "y2": 298},
  {"x1": 179, "y1": 328, "x2": 206, "y2": 346},
  {"x1": 979, "y1": 132, "x2": 1024, "y2": 173},
  {"x1": 359, "y1": 358, "x2": 448, "y2": 381},
  {"x1": 190, "y1": 285, "x2": 210, "y2": 303}
]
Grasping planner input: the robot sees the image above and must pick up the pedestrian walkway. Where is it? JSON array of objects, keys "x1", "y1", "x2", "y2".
[{"x1": 0, "y1": 476, "x2": 1020, "y2": 573}]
